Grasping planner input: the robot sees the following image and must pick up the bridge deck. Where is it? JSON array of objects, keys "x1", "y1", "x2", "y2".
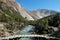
[{"x1": 0, "y1": 34, "x2": 59, "y2": 39}]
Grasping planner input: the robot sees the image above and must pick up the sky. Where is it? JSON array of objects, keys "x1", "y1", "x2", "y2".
[{"x1": 16, "y1": 0, "x2": 60, "y2": 12}]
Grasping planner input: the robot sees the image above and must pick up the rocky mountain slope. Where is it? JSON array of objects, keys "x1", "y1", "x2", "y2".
[
  {"x1": 0, "y1": 0, "x2": 34, "y2": 20},
  {"x1": 17, "y1": 3, "x2": 34, "y2": 20},
  {"x1": 30, "y1": 9, "x2": 58, "y2": 20},
  {"x1": 0, "y1": 0, "x2": 60, "y2": 38},
  {"x1": 0, "y1": 0, "x2": 58, "y2": 20},
  {"x1": 17, "y1": 2, "x2": 58, "y2": 20},
  {"x1": 0, "y1": 0, "x2": 27, "y2": 36},
  {"x1": 16, "y1": 1, "x2": 58, "y2": 20}
]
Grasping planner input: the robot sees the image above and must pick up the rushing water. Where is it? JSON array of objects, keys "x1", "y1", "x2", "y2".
[
  {"x1": 19, "y1": 25, "x2": 56, "y2": 40},
  {"x1": 20, "y1": 38, "x2": 33, "y2": 40},
  {"x1": 19, "y1": 25, "x2": 35, "y2": 40}
]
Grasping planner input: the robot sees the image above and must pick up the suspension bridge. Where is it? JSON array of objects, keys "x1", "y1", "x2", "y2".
[{"x1": 0, "y1": 34, "x2": 60, "y2": 40}]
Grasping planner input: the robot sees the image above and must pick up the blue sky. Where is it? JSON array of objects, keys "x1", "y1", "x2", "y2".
[{"x1": 16, "y1": 0, "x2": 60, "y2": 12}]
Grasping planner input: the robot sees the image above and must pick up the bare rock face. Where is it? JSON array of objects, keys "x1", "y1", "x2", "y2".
[
  {"x1": 0, "y1": 0, "x2": 34, "y2": 20},
  {"x1": 17, "y1": 3, "x2": 34, "y2": 20},
  {"x1": 30, "y1": 9, "x2": 58, "y2": 20}
]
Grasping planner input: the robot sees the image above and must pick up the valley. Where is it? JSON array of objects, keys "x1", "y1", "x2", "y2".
[{"x1": 0, "y1": 0, "x2": 60, "y2": 40}]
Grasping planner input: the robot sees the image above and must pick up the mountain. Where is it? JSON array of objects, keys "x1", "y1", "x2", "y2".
[
  {"x1": 0, "y1": 0, "x2": 60, "y2": 37},
  {"x1": 17, "y1": 2, "x2": 58, "y2": 20},
  {"x1": 0, "y1": 0, "x2": 58, "y2": 20},
  {"x1": 30, "y1": 9, "x2": 58, "y2": 20},
  {"x1": 0, "y1": 0, "x2": 59, "y2": 29},
  {"x1": 34, "y1": 13, "x2": 60, "y2": 35},
  {"x1": 0, "y1": 0, "x2": 28, "y2": 36},
  {"x1": 17, "y1": 3, "x2": 34, "y2": 20},
  {"x1": 0, "y1": 1, "x2": 25, "y2": 23},
  {"x1": 0, "y1": 0, "x2": 34, "y2": 20},
  {"x1": 16, "y1": 1, "x2": 58, "y2": 20}
]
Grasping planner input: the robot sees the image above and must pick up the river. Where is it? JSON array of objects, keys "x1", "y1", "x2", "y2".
[
  {"x1": 19, "y1": 25, "x2": 58, "y2": 40},
  {"x1": 19, "y1": 25, "x2": 35, "y2": 40}
]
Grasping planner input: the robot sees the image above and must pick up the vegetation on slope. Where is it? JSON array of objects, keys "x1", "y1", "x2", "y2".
[
  {"x1": 34, "y1": 13, "x2": 60, "y2": 34},
  {"x1": 0, "y1": 1, "x2": 60, "y2": 36},
  {"x1": 0, "y1": 2, "x2": 29, "y2": 35},
  {"x1": 0, "y1": 2, "x2": 26, "y2": 22}
]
